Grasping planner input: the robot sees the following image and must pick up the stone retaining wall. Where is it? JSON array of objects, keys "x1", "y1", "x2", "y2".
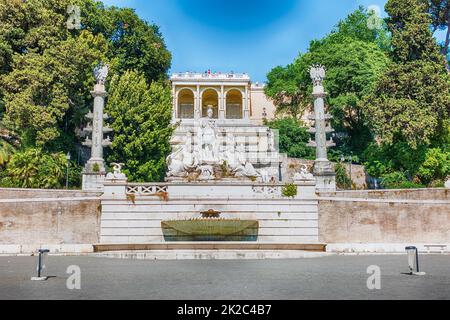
[
  {"x1": 0, "y1": 188, "x2": 102, "y2": 252},
  {"x1": 1, "y1": 187, "x2": 449, "y2": 254},
  {"x1": 318, "y1": 189, "x2": 450, "y2": 244}
]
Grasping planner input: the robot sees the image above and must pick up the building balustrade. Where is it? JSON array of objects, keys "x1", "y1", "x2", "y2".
[{"x1": 171, "y1": 72, "x2": 250, "y2": 80}]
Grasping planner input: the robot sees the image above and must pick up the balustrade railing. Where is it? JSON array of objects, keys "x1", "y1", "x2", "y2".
[
  {"x1": 125, "y1": 184, "x2": 168, "y2": 196},
  {"x1": 171, "y1": 72, "x2": 250, "y2": 80}
]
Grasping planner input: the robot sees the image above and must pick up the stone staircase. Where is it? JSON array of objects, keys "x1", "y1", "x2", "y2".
[{"x1": 100, "y1": 198, "x2": 320, "y2": 244}]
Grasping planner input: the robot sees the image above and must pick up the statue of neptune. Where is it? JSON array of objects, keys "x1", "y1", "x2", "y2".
[{"x1": 196, "y1": 107, "x2": 219, "y2": 163}]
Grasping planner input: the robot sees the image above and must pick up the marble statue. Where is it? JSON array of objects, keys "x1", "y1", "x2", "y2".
[
  {"x1": 197, "y1": 107, "x2": 219, "y2": 163},
  {"x1": 167, "y1": 133, "x2": 199, "y2": 177},
  {"x1": 166, "y1": 146, "x2": 185, "y2": 177},
  {"x1": 258, "y1": 168, "x2": 269, "y2": 183},
  {"x1": 267, "y1": 129, "x2": 275, "y2": 152},
  {"x1": 199, "y1": 165, "x2": 214, "y2": 180},
  {"x1": 94, "y1": 63, "x2": 109, "y2": 85},
  {"x1": 166, "y1": 119, "x2": 265, "y2": 181},
  {"x1": 309, "y1": 64, "x2": 325, "y2": 87},
  {"x1": 106, "y1": 163, "x2": 127, "y2": 180},
  {"x1": 222, "y1": 133, "x2": 241, "y2": 174},
  {"x1": 294, "y1": 164, "x2": 315, "y2": 181},
  {"x1": 235, "y1": 144, "x2": 258, "y2": 177}
]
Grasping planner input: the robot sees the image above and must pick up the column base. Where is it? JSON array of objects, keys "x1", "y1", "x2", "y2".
[
  {"x1": 313, "y1": 159, "x2": 336, "y2": 192},
  {"x1": 315, "y1": 173, "x2": 336, "y2": 193},
  {"x1": 85, "y1": 158, "x2": 106, "y2": 173},
  {"x1": 82, "y1": 172, "x2": 106, "y2": 191}
]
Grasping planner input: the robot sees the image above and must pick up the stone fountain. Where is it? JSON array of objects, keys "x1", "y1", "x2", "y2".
[
  {"x1": 166, "y1": 107, "x2": 267, "y2": 182},
  {"x1": 161, "y1": 209, "x2": 259, "y2": 241}
]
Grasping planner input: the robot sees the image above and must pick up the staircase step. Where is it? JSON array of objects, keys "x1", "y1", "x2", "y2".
[
  {"x1": 91, "y1": 249, "x2": 330, "y2": 260},
  {"x1": 93, "y1": 242, "x2": 327, "y2": 252}
]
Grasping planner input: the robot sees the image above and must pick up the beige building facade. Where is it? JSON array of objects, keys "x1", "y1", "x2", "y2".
[{"x1": 171, "y1": 72, "x2": 276, "y2": 125}]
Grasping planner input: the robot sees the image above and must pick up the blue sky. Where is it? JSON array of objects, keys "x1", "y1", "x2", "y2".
[{"x1": 100, "y1": 0, "x2": 405, "y2": 82}]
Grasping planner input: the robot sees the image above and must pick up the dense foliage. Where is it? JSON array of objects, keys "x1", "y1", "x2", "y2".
[
  {"x1": 0, "y1": 148, "x2": 81, "y2": 188},
  {"x1": 264, "y1": 117, "x2": 313, "y2": 159},
  {"x1": 266, "y1": 3, "x2": 450, "y2": 189},
  {"x1": 362, "y1": 0, "x2": 450, "y2": 187},
  {"x1": 422, "y1": 0, "x2": 450, "y2": 62},
  {"x1": 0, "y1": 0, "x2": 172, "y2": 186},
  {"x1": 335, "y1": 162, "x2": 353, "y2": 190},
  {"x1": 106, "y1": 71, "x2": 173, "y2": 182},
  {"x1": 265, "y1": 7, "x2": 390, "y2": 156}
]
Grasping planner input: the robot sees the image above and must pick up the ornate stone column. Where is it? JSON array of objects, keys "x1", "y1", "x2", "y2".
[
  {"x1": 219, "y1": 85, "x2": 225, "y2": 120},
  {"x1": 171, "y1": 85, "x2": 177, "y2": 122},
  {"x1": 195, "y1": 85, "x2": 201, "y2": 120},
  {"x1": 82, "y1": 63, "x2": 112, "y2": 191},
  {"x1": 243, "y1": 85, "x2": 250, "y2": 120},
  {"x1": 307, "y1": 64, "x2": 336, "y2": 192}
]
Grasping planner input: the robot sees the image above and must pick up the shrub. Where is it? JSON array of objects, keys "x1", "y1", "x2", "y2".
[
  {"x1": 92, "y1": 163, "x2": 100, "y2": 173},
  {"x1": 0, "y1": 148, "x2": 68, "y2": 189},
  {"x1": 417, "y1": 148, "x2": 450, "y2": 185},
  {"x1": 282, "y1": 183, "x2": 297, "y2": 198},
  {"x1": 335, "y1": 162, "x2": 352, "y2": 189},
  {"x1": 380, "y1": 171, "x2": 407, "y2": 189},
  {"x1": 380, "y1": 171, "x2": 425, "y2": 189},
  {"x1": 429, "y1": 179, "x2": 445, "y2": 188},
  {"x1": 264, "y1": 117, "x2": 314, "y2": 159}
]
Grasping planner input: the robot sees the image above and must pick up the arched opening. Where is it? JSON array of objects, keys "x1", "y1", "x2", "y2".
[
  {"x1": 201, "y1": 89, "x2": 219, "y2": 118},
  {"x1": 226, "y1": 89, "x2": 243, "y2": 119},
  {"x1": 177, "y1": 89, "x2": 194, "y2": 119}
]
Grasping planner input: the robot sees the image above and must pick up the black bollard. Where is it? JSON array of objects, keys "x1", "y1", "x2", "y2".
[{"x1": 31, "y1": 249, "x2": 50, "y2": 281}]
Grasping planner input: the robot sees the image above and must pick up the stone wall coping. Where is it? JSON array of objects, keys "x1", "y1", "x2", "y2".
[
  {"x1": 0, "y1": 187, "x2": 101, "y2": 193},
  {"x1": 101, "y1": 198, "x2": 319, "y2": 203},
  {"x1": 104, "y1": 181, "x2": 316, "y2": 187},
  {"x1": 0, "y1": 196, "x2": 100, "y2": 203},
  {"x1": 318, "y1": 196, "x2": 450, "y2": 205},
  {"x1": 321, "y1": 188, "x2": 447, "y2": 195}
]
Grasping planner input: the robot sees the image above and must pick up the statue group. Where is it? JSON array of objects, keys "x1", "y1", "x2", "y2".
[{"x1": 167, "y1": 107, "x2": 269, "y2": 181}]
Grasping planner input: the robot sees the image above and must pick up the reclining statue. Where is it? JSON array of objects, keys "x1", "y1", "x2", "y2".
[{"x1": 166, "y1": 133, "x2": 199, "y2": 177}]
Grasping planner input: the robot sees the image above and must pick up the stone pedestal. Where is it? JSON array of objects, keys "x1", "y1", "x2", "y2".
[
  {"x1": 314, "y1": 173, "x2": 337, "y2": 193},
  {"x1": 82, "y1": 172, "x2": 106, "y2": 191}
]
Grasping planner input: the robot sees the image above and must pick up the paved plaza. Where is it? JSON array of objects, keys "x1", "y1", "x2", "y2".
[{"x1": 0, "y1": 254, "x2": 449, "y2": 300}]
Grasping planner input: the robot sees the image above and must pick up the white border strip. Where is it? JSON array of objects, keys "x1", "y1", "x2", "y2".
[
  {"x1": 0, "y1": 197, "x2": 100, "y2": 203},
  {"x1": 318, "y1": 197, "x2": 450, "y2": 204}
]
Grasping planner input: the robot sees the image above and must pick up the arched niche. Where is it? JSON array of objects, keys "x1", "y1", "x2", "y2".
[
  {"x1": 225, "y1": 89, "x2": 243, "y2": 119},
  {"x1": 201, "y1": 89, "x2": 219, "y2": 118},
  {"x1": 177, "y1": 89, "x2": 194, "y2": 119}
]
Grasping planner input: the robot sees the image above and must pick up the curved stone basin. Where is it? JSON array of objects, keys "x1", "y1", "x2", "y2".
[{"x1": 161, "y1": 219, "x2": 258, "y2": 241}]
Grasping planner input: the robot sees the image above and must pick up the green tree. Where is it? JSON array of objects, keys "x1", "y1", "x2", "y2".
[
  {"x1": 106, "y1": 71, "x2": 173, "y2": 182},
  {"x1": 0, "y1": 119, "x2": 19, "y2": 167},
  {"x1": 362, "y1": 0, "x2": 450, "y2": 188},
  {"x1": 81, "y1": 1, "x2": 171, "y2": 82},
  {"x1": 2, "y1": 30, "x2": 107, "y2": 147},
  {"x1": 266, "y1": 7, "x2": 390, "y2": 156},
  {"x1": 0, "y1": 139, "x2": 14, "y2": 167},
  {"x1": 264, "y1": 117, "x2": 313, "y2": 159},
  {"x1": 0, "y1": 0, "x2": 171, "y2": 149},
  {"x1": 335, "y1": 162, "x2": 353, "y2": 189},
  {"x1": 363, "y1": 0, "x2": 449, "y2": 149},
  {"x1": 0, "y1": 0, "x2": 172, "y2": 187},
  {"x1": 422, "y1": 0, "x2": 450, "y2": 61}
]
